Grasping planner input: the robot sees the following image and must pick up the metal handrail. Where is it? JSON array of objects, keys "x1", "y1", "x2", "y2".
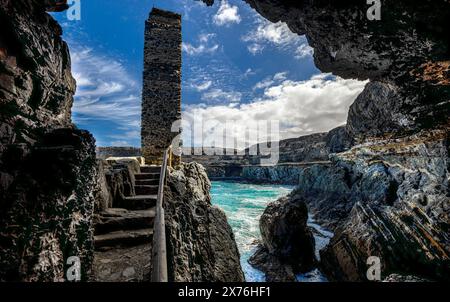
[{"x1": 151, "y1": 146, "x2": 171, "y2": 282}]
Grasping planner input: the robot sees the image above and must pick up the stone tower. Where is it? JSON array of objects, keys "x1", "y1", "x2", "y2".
[{"x1": 141, "y1": 8, "x2": 181, "y2": 165}]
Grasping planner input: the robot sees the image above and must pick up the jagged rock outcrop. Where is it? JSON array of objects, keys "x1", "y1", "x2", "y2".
[
  {"x1": 164, "y1": 162, "x2": 245, "y2": 282},
  {"x1": 0, "y1": 0, "x2": 97, "y2": 281},
  {"x1": 95, "y1": 158, "x2": 140, "y2": 211},
  {"x1": 293, "y1": 130, "x2": 449, "y2": 281},
  {"x1": 0, "y1": 129, "x2": 97, "y2": 281},
  {"x1": 249, "y1": 195, "x2": 315, "y2": 281}
]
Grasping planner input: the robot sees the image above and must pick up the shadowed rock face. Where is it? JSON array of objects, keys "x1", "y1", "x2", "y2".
[
  {"x1": 164, "y1": 163, "x2": 245, "y2": 282},
  {"x1": 0, "y1": 0, "x2": 97, "y2": 281}
]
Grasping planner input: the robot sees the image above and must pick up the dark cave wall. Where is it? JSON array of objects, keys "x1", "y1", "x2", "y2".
[{"x1": 0, "y1": 0, "x2": 97, "y2": 281}]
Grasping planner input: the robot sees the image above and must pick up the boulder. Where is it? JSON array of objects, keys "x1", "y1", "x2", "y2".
[{"x1": 249, "y1": 194, "x2": 316, "y2": 280}]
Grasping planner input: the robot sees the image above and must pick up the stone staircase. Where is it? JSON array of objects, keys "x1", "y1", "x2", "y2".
[
  {"x1": 94, "y1": 165, "x2": 161, "y2": 250},
  {"x1": 92, "y1": 165, "x2": 162, "y2": 281}
]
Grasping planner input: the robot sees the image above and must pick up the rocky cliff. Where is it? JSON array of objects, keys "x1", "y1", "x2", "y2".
[
  {"x1": 0, "y1": 0, "x2": 97, "y2": 281},
  {"x1": 199, "y1": 0, "x2": 449, "y2": 281},
  {"x1": 318, "y1": 130, "x2": 449, "y2": 281},
  {"x1": 164, "y1": 162, "x2": 245, "y2": 281}
]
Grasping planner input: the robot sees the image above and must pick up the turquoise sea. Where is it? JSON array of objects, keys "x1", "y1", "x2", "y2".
[{"x1": 210, "y1": 181, "x2": 333, "y2": 282}]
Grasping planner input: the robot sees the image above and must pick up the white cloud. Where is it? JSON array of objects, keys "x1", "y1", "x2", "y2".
[
  {"x1": 201, "y1": 88, "x2": 242, "y2": 104},
  {"x1": 242, "y1": 18, "x2": 314, "y2": 59},
  {"x1": 182, "y1": 43, "x2": 219, "y2": 55},
  {"x1": 295, "y1": 44, "x2": 314, "y2": 59},
  {"x1": 183, "y1": 73, "x2": 368, "y2": 147},
  {"x1": 193, "y1": 80, "x2": 213, "y2": 91},
  {"x1": 247, "y1": 43, "x2": 264, "y2": 55},
  {"x1": 254, "y1": 72, "x2": 288, "y2": 90},
  {"x1": 213, "y1": 0, "x2": 241, "y2": 26},
  {"x1": 243, "y1": 20, "x2": 298, "y2": 46},
  {"x1": 182, "y1": 33, "x2": 219, "y2": 55},
  {"x1": 273, "y1": 72, "x2": 288, "y2": 81},
  {"x1": 244, "y1": 68, "x2": 256, "y2": 77},
  {"x1": 71, "y1": 47, "x2": 141, "y2": 131}
]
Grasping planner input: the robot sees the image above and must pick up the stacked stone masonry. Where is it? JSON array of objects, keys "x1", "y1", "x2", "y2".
[{"x1": 141, "y1": 8, "x2": 182, "y2": 165}]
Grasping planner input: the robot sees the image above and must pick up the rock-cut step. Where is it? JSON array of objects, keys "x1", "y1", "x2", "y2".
[
  {"x1": 94, "y1": 228, "x2": 154, "y2": 250},
  {"x1": 140, "y1": 166, "x2": 161, "y2": 173},
  {"x1": 121, "y1": 195, "x2": 157, "y2": 210},
  {"x1": 135, "y1": 179, "x2": 159, "y2": 186},
  {"x1": 94, "y1": 208, "x2": 156, "y2": 235},
  {"x1": 135, "y1": 173, "x2": 160, "y2": 180},
  {"x1": 135, "y1": 185, "x2": 159, "y2": 195}
]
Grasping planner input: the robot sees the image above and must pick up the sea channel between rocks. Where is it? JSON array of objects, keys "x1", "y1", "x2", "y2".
[{"x1": 210, "y1": 181, "x2": 333, "y2": 282}]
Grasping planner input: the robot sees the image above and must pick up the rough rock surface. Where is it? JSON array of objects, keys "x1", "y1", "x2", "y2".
[
  {"x1": 0, "y1": 0, "x2": 97, "y2": 281},
  {"x1": 249, "y1": 195, "x2": 316, "y2": 281},
  {"x1": 141, "y1": 8, "x2": 182, "y2": 164},
  {"x1": 295, "y1": 130, "x2": 449, "y2": 281},
  {"x1": 0, "y1": 129, "x2": 97, "y2": 281},
  {"x1": 91, "y1": 244, "x2": 151, "y2": 282},
  {"x1": 242, "y1": 165, "x2": 303, "y2": 185},
  {"x1": 164, "y1": 162, "x2": 245, "y2": 282},
  {"x1": 94, "y1": 157, "x2": 142, "y2": 211},
  {"x1": 241, "y1": 162, "x2": 332, "y2": 185}
]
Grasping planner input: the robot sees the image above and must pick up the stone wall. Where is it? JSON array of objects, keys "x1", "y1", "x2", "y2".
[{"x1": 141, "y1": 8, "x2": 181, "y2": 165}]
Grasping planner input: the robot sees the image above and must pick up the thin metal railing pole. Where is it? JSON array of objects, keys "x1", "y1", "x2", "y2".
[{"x1": 151, "y1": 147, "x2": 170, "y2": 282}]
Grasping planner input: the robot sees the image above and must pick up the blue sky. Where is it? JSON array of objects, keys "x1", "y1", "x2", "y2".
[{"x1": 53, "y1": 0, "x2": 366, "y2": 147}]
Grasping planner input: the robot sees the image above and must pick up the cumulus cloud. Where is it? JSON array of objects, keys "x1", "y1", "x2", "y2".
[
  {"x1": 213, "y1": 0, "x2": 241, "y2": 26},
  {"x1": 183, "y1": 73, "x2": 367, "y2": 148}
]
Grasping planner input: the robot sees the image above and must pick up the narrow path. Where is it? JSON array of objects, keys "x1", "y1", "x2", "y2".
[{"x1": 92, "y1": 165, "x2": 161, "y2": 282}]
